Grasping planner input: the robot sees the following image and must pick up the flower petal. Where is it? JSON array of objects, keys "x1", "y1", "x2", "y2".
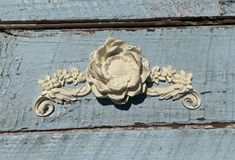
[
  {"x1": 66, "y1": 78, "x2": 73, "y2": 83},
  {"x1": 107, "y1": 79, "x2": 127, "y2": 91},
  {"x1": 107, "y1": 91, "x2": 127, "y2": 102},
  {"x1": 154, "y1": 79, "x2": 159, "y2": 84},
  {"x1": 122, "y1": 52, "x2": 141, "y2": 67},
  {"x1": 104, "y1": 37, "x2": 116, "y2": 46},
  {"x1": 94, "y1": 64, "x2": 105, "y2": 79},
  {"x1": 127, "y1": 82, "x2": 142, "y2": 96},
  {"x1": 124, "y1": 51, "x2": 141, "y2": 66},
  {"x1": 45, "y1": 75, "x2": 51, "y2": 80},
  {"x1": 90, "y1": 44, "x2": 107, "y2": 64},
  {"x1": 105, "y1": 46, "x2": 123, "y2": 60},
  {"x1": 142, "y1": 83, "x2": 146, "y2": 92},
  {"x1": 94, "y1": 79, "x2": 111, "y2": 93},
  {"x1": 86, "y1": 70, "x2": 94, "y2": 82},
  {"x1": 109, "y1": 39, "x2": 127, "y2": 48},
  {"x1": 86, "y1": 73, "x2": 110, "y2": 93},
  {"x1": 127, "y1": 46, "x2": 141, "y2": 54},
  {"x1": 88, "y1": 62, "x2": 107, "y2": 83},
  {"x1": 127, "y1": 73, "x2": 140, "y2": 88},
  {"x1": 111, "y1": 95, "x2": 129, "y2": 104},
  {"x1": 152, "y1": 66, "x2": 160, "y2": 72},
  {"x1": 38, "y1": 80, "x2": 43, "y2": 85},
  {"x1": 91, "y1": 85, "x2": 104, "y2": 98},
  {"x1": 140, "y1": 58, "x2": 150, "y2": 83}
]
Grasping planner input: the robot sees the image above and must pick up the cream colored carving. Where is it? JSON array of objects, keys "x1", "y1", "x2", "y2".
[
  {"x1": 34, "y1": 37, "x2": 201, "y2": 116},
  {"x1": 147, "y1": 66, "x2": 200, "y2": 109},
  {"x1": 86, "y1": 37, "x2": 150, "y2": 104},
  {"x1": 34, "y1": 68, "x2": 91, "y2": 116}
]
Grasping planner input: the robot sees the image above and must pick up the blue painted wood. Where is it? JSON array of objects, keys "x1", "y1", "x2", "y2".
[
  {"x1": 0, "y1": 0, "x2": 224, "y2": 21},
  {"x1": 0, "y1": 1, "x2": 234, "y2": 159},
  {"x1": 0, "y1": 128, "x2": 234, "y2": 160},
  {"x1": 0, "y1": 26, "x2": 235, "y2": 132}
]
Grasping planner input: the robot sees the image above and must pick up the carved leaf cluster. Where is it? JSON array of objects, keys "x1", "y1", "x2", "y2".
[
  {"x1": 150, "y1": 65, "x2": 192, "y2": 86},
  {"x1": 147, "y1": 65, "x2": 198, "y2": 107},
  {"x1": 37, "y1": 68, "x2": 89, "y2": 103},
  {"x1": 38, "y1": 68, "x2": 86, "y2": 94}
]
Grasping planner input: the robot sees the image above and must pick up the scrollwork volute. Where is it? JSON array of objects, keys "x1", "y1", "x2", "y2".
[{"x1": 34, "y1": 37, "x2": 201, "y2": 116}]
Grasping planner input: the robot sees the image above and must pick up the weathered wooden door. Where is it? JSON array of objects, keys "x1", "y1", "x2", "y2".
[{"x1": 0, "y1": 1, "x2": 235, "y2": 159}]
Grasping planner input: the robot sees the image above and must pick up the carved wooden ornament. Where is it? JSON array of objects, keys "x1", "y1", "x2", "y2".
[{"x1": 34, "y1": 37, "x2": 201, "y2": 117}]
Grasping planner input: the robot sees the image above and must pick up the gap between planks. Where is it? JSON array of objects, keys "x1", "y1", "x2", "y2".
[
  {"x1": 1, "y1": 17, "x2": 235, "y2": 29},
  {"x1": 1, "y1": 122, "x2": 235, "y2": 136}
]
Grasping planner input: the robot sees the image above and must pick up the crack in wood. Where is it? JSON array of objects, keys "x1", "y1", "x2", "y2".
[
  {"x1": 1, "y1": 17, "x2": 235, "y2": 29},
  {"x1": 0, "y1": 122, "x2": 234, "y2": 136}
]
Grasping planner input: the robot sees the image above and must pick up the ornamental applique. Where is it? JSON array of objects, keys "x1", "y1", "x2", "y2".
[{"x1": 34, "y1": 37, "x2": 201, "y2": 117}]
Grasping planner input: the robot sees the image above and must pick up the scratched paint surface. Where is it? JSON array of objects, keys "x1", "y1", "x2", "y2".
[
  {"x1": 0, "y1": 0, "x2": 224, "y2": 21},
  {"x1": 0, "y1": 128, "x2": 234, "y2": 160}
]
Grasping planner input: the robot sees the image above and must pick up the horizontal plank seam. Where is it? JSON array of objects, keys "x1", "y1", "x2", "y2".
[
  {"x1": 0, "y1": 122, "x2": 235, "y2": 136},
  {"x1": 1, "y1": 17, "x2": 235, "y2": 29}
]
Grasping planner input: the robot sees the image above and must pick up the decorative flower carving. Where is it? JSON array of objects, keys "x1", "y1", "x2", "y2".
[
  {"x1": 38, "y1": 68, "x2": 88, "y2": 98},
  {"x1": 172, "y1": 71, "x2": 192, "y2": 85},
  {"x1": 161, "y1": 65, "x2": 176, "y2": 82},
  {"x1": 70, "y1": 67, "x2": 86, "y2": 85},
  {"x1": 150, "y1": 65, "x2": 177, "y2": 84},
  {"x1": 86, "y1": 37, "x2": 150, "y2": 104},
  {"x1": 150, "y1": 66, "x2": 163, "y2": 84},
  {"x1": 38, "y1": 75, "x2": 60, "y2": 93},
  {"x1": 54, "y1": 69, "x2": 69, "y2": 85},
  {"x1": 34, "y1": 37, "x2": 201, "y2": 117}
]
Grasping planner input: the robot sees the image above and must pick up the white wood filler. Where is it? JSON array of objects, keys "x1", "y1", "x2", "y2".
[{"x1": 34, "y1": 37, "x2": 201, "y2": 117}]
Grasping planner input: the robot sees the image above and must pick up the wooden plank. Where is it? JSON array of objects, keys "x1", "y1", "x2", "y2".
[
  {"x1": 0, "y1": 128, "x2": 234, "y2": 160},
  {"x1": 0, "y1": 26, "x2": 235, "y2": 132},
  {"x1": 222, "y1": 0, "x2": 235, "y2": 16},
  {"x1": 0, "y1": 0, "x2": 223, "y2": 21}
]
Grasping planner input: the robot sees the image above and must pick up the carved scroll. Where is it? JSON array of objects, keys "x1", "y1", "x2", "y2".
[{"x1": 34, "y1": 37, "x2": 201, "y2": 116}]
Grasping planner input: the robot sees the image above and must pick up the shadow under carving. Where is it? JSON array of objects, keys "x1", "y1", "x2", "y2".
[{"x1": 97, "y1": 93, "x2": 147, "y2": 110}]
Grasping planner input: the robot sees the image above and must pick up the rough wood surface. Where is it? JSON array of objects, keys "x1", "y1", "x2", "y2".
[
  {"x1": 0, "y1": 26, "x2": 235, "y2": 132},
  {"x1": 0, "y1": 0, "x2": 228, "y2": 21},
  {"x1": 0, "y1": 128, "x2": 234, "y2": 160}
]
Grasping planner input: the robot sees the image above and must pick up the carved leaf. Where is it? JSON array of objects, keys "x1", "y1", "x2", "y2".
[{"x1": 44, "y1": 83, "x2": 91, "y2": 104}]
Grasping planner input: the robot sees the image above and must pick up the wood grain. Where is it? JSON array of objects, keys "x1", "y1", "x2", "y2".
[
  {"x1": 0, "y1": 26, "x2": 235, "y2": 132},
  {"x1": 0, "y1": 0, "x2": 225, "y2": 21},
  {"x1": 0, "y1": 128, "x2": 234, "y2": 160}
]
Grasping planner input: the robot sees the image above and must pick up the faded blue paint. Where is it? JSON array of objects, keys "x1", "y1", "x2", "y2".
[
  {"x1": 0, "y1": 0, "x2": 222, "y2": 21},
  {"x1": 0, "y1": 27, "x2": 234, "y2": 132},
  {"x1": 0, "y1": 129, "x2": 234, "y2": 160}
]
